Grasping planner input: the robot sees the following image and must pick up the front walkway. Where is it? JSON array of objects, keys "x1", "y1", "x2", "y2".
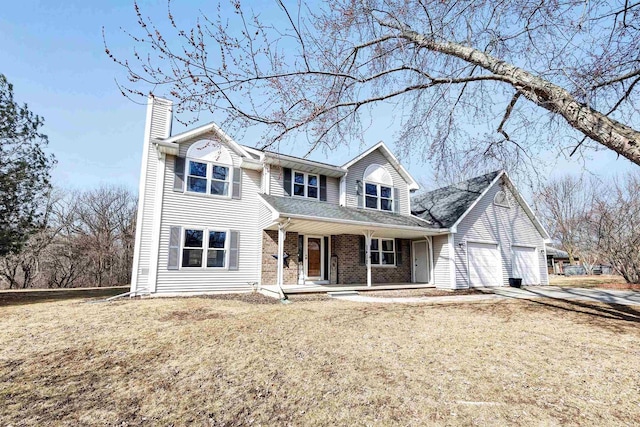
[
  {"x1": 329, "y1": 286, "x2": 640, "y2": 306},
  {"x1": 260, "y1": 282, "x2": 432, "y2": 297}
]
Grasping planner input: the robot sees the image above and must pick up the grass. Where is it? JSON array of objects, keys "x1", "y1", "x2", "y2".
[
  {"x1": 1, "y1": 292, "x2": 639, "y2": 426},
  {"x1": 549, "y1": 274, "x2": 640, "y2": 289}
]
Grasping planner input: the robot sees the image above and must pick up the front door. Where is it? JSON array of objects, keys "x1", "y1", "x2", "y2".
[
  {"x1": 413, "y1": 240, "x2": 430, "y2": 283},
  {"x1": 306, "y1": 237, "x2": 322, "y2": 279}
]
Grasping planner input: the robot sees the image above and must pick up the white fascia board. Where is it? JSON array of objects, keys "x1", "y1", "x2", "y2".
[
  {"x1": 449, "y1": 170, "x2": 505, "y2": 231},
  {"x1": 342, "y1": 141, "x2": 419, "y2": 190},
  {"x1": 502, "y1": 173, "x2": 552, "y2": 241},
  {"x1": 240, "y1": 157, "x2": 264, "y2": 171},
  {"x1": 153, "y1": 139, "x2": 179, "y2": 156},
  {"x1": 162, "y1": 121, "x2": 251, "y2": 158}
]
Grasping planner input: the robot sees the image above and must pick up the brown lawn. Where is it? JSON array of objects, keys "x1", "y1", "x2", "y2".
[
  {"x1": 550, "y1": 274, "x2": 640, "y2": 290},
  {"x1": 1, "y1": 292, "x2": 639, "y2": 426}
]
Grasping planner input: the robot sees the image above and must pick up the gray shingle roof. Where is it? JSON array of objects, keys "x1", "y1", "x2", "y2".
[
  {"x1": 411, "y1": 171, "x2": 502, "y2": 228},
  {"x1": 546, "y1": 246, "x2": 570, "y2": 258},
  {"x1": 260, "y1": 194, "x2": 435, "y2": 229}
]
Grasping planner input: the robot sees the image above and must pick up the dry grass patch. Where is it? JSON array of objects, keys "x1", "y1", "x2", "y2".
[
  {"x1": 1, "y1": 294, "x2": 639, "y2": 426},
  {"x1": 549, "y1": 274, "x2": 633, "y2": 288}
]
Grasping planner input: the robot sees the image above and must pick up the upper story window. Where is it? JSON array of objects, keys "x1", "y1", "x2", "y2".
[
  {"x1": 185, "y1": 140, "x2": 232, "y2": 197},
  {"x1": 363, "y1": 164, "x2": 394, "y2": 212},
  {"x1": 293, "y1": 171, "x2": 319, "y2": 199}
]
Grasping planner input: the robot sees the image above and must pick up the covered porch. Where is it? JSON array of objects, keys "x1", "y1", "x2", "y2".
[{"x1": 258, "y1": 194, "x2": 447, "y2": 299}]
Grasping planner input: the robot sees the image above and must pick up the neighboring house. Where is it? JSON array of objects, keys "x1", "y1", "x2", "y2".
[
  {"x1": 131, "y1": 97, "x2": 550, "y2": 297},
  {"x1": 545, "y1": 246, "x2": 575, "y2": 275}
]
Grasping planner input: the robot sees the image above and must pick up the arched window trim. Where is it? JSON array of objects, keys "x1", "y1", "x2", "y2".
[
  {"x1": 185, "y1": 140, "x2": 233, "y2": 198},
  {"x1": 362, "y1": 164, "x2": 394, "y2": 212}
]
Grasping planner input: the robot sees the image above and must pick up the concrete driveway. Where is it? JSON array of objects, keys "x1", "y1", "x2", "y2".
[{"x1": 329, "y1": 286, "x2": 640, "y2": 306}]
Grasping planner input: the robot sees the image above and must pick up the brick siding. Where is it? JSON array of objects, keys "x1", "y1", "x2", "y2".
[
  {"x1": 332, "y1": 234, "x2": 412, "y2": 284},
  {"x1": 261, "y1": 230, "x2": 299, "y2": 285},
  {"x1": 262, "y1": 231, "x2": 412, "y2": 285}
]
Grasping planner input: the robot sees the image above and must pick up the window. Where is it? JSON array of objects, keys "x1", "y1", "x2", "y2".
[
  {"x1": 365, "y1": 182, "x2": 393, "y2": 211},
  {"x1": 182, "y1": 229, "x2": 204, "y2": 267},
  {"x1": 370, "y1": 238, "x2": 395, "y2": 266},
  {"x1": 494, "y1": 190, "x2": 510, "y2": 208},
  {"x1": 181, "y1": 228, "x2": 227, "y2": 268},
  {"x1": 186, "y1": 160, "x2": 230, "y2": 196},
  {"x1": 292, "y1": 171, "x2": 319, "y2": 199}
]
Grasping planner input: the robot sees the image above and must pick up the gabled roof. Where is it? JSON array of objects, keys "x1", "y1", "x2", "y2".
[
  {"x1": 412, "y1": 171, "x2": 501, "y2": 229},
  {"x1": 160, "y1": 121, "x2": 251, "y2": 158},
  {"x1": 411, "y1": 170, "x2": 550, "y2": 240},
  {"x1": 260, "y1": 194, "x2": 436, "y2": 230},
  {"x1": 342, "y1": 142, "x2": 419, "y2": 191}
]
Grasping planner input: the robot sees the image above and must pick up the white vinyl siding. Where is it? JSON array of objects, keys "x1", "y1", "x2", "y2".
[
  {"x1": 269, "y1": 165, "x2": 285, "y2": 197},
  {"x1": 131, "y1": 98, "x2": 172, "y2": 293},
  {"x1": 454, "y1": 179, "x2": 548, "y2": 288},
  {"x1": 345, "y1": 148, "x2": 410, "y2": 214},
  {"x1": 432, "y1": 234, "x2": 451, "y2": 288},
  {"x1": 154, "y1": 133, "x2": 263, "y2": 293}
]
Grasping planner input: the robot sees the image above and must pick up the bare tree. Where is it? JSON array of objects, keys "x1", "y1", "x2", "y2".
[
  {"x1": 592, "y1": 173, "x2": 640, "y2": 283},
  {"x1": 0, "y1": 186, "x2": 137, "y2": 289},
  {"x1": 535, "y1": 175, "x2": 598, "y2": 266},
  {"x1": 71, "y1": 186, "x2": 137, "y2": 287},
  {"x1": 0, "y1": 191, "x2": 60, "y2": 289},
  {"x1": 107, "y1": 0, "x2": 640, "y2": 173}
]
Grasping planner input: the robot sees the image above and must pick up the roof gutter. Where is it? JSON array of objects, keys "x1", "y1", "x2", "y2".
[{"x1": 263, "y1": 152, "x2": 347, "y2": 176}]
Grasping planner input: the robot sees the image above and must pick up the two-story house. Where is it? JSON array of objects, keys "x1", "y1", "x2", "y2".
[{"x1": 131, "y1": 97, "x2": 550, "y2": 298}]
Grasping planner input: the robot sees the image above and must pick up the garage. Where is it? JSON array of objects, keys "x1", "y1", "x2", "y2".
[
  {"x1": 467, "y1": 242, "x2": 503, "y2": 287},
  {"x1": 512, "y1": 246, "x2": 540, "y2": 285}
]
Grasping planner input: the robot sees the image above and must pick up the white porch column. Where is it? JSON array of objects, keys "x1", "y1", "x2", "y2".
[
  {"x1": 364, "y1": 230, "x2": 375, "y2": 287},
  {"x1": 276, "y1": 219, "x2": 291, "y2": 299}
]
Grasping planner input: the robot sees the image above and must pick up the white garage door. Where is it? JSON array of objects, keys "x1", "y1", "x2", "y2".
[
  {"x1": 467, "y1": 242, "x2": 502, "y2": 287},
  {"x1": 512, "y1": 246, "x2": 540, "y2": 285}
]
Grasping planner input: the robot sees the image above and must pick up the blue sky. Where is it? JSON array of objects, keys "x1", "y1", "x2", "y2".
[{"x1": 2, "y1": 0, "x2": 636, "y2": 196}]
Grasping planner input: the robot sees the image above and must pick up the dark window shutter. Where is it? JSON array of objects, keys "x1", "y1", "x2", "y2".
[
  {"x1": 174, "y1": 156, "x2": 185, "y2": 192},
  {"x1": 324, "y1": 236, "x2": 329, "y2": 279},
  {"x1": 356, "y1": 180, "x2": 363, "y2": 208},
  {"x1": 168, "y1": 226, "x2": 181, "y2": 269},
  {"x1": 359, "y1": 235, "x2": 365, "y2": 265},
  {"x1": 283, "y1": 168, "x2": 292, "y2": 196},
  {"x1": 395, "y1": 238, "x2": 403, "y2": 266},
  {"x1": 229, "y1": 230, "x2": 239, "y2": 270},
  {"x1": 393, "y1": 187, "x2": 400, "y2": 213},
  {"x1": 232, "y1": 167, "x2": 242, "y2": 199},
  {"x1": 320, "y1": 175, "x2": 327, "y2": 201}
]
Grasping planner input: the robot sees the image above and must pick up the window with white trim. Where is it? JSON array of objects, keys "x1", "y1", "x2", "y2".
[
  {"x1": 185, "y1": 139, "x2": 232, "y2": 197},
  {"x1": 365, "y1": 182, "x2": 393, "y2": 211},
  {"x1": 181, "y1": 228, "x2": 227, "y2": 268},
  {"x1": 292, "y1": 171, "x2": 319, "y2": 199},
  {"x1": 186, "y1": 160, "x2": 230, "y2": 196},
  {"x1": 370, "y1": 238, "x2": 395, "y2": 266},
  {"x1": 362, "y1": 164, "x2": 394, "y2": 212}
]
